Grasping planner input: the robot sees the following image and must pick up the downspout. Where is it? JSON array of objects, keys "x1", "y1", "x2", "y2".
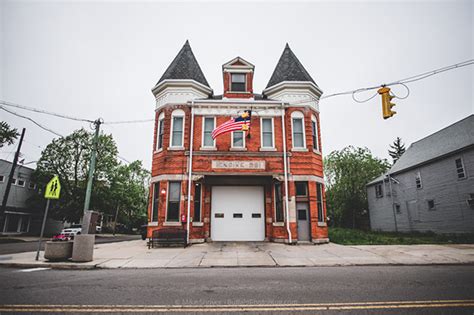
[
  {"x1": 186, "y1": 101, "x2": 195, "y2": 244},
  {"x1": 281, "y1": 102, "x2": 292, "y2": 244}
]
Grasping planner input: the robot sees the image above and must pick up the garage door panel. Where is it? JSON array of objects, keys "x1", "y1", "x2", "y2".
[{"x1": 211, "y1": 186, "x2": 264, "y2": 241}]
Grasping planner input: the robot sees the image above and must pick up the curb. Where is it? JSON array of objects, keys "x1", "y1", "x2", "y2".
[{"x1": 1, "y1": 261, "x2": 473, "y2": 270}]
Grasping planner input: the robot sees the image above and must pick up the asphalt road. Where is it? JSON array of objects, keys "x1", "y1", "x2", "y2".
[
  {"x1": 0, "y1": 234, "x2": 141, "y2": 255},
  {"x1": 0, "y1": 265, "x2": 473, "y2": 314}
]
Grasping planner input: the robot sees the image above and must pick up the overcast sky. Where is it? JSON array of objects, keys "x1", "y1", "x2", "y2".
[{"x1": 1, "y1": 0, "x2": 472, "y2": 170}]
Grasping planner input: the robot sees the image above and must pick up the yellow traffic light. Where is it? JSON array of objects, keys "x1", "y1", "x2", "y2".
[{"x1": 377, "y1": 87, "x2": 396, "y2": 119}]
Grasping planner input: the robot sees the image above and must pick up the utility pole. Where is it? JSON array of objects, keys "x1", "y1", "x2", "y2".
[
  {"x1": 0, "y1": 128, "x2": 25, "y2": 218},
  {"x1": 81, "y1": 119, "x2": 102, "y2": 231}
]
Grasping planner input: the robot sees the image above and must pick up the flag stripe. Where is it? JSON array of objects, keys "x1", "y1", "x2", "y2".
[{"x1": 212, "y1": 119, "x2": 250, "y2": 139}]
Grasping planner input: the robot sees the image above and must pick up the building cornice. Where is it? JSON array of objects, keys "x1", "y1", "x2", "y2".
[
  {"x1": 263, "y1": 81, "x2": 323, "y2": 98},
  {"x1": 151, "y1": 79, "x2": 213, "y2": 97}
]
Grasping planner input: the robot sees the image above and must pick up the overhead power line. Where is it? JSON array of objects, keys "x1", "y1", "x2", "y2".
[
  {"x1": 103, "y1": 119, "x2": 154, "y2": 125},
  {"x1": 1, "y1": 105, "x2": 63, "y2": 137},
  {"x1": 0, "y1": 100, "x2": 94, "y2": 123}
]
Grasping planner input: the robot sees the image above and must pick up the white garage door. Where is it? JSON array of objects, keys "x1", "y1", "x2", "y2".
[{"x1": 211, "y1": 186, "x2": 265, "y2": 241}]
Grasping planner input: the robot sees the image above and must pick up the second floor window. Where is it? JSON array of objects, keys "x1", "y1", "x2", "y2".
[
  {"x1": 156, "y1": 114, "x2": 164, "y2": 150},
  {"x1": 375, "y1": 183, "x2": 383, "y2": 198},
  {"x1": 232, "y1": 131, "x2": 244, "y2": 148},
  {"x1": 311, "y1": 117, "x2": 319, "y2": 151},
  {"x1": 171, "y1": 110, "x2": 184, "y2": 147},
  {"x1": 231, "y1": 73, "x2": 246, "y2": 92},
  {"x1": 455, "y1": 158, "x2": 466, "y2": 179},
  {"x1": 202, "y1": 117, "x2": 215, "y2": 147},
  {"x1": 261, "y1": 118, "x2": 274, "y2": 148},
  {"x1": 291, "y1": 111, "x2": 306, "y2": 149},
  {"x1": 415, "y1": 172, "x2": 422, "y2": 189}
]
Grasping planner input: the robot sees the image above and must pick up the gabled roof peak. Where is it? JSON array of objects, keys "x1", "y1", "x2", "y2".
[
  {"x1": 266, "y1": 44, "x2": 317, "y2": 89},
  {"x1": 156, "y1": 40, "x2": 210, "y2": 88}
]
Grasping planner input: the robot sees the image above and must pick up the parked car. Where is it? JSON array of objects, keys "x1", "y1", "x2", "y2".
[
  {"x1": 140, "y1": 224, "x2": 147, "y2": 240},
  {"x1": 61, "y1": 224, "x2": 82, "y2": 240},
  {"x1": 52, "y1": 233, "x2": 69, "y2": 241}
]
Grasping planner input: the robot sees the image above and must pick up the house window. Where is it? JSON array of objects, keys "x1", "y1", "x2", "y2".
[
  {"x1": 17, "y1": 179, "x2": 25, "y2": 187},
  {"x1": 274, "y1": 183, "x2": 284, "y2": 222},
  {"x1": 170, "y1": 110, "x2": 185, "y2": 148},
  {"x1": 291, "y1": 111, "x2": 306, "y2": 149},
  {"x1": 375, "y1": 183, "x2": 383, "y2": 198},
  {"x1": 415, "y1": 172, "x2": 422, "y2": 189},
  {"x1": 295, "y1": 182, "x2": 308, "y2": 196},
  {"x1": 394, "y1": 203, "x2": 401, "y2": 214},
  {"x1": 151, "y1": 182, "x2": 160, "y2": 222},
  {"x1": 455, "y1": 158, "x2": 466, "y2": 179},
  {"x1": 316, "y1": 183, "x2": 324, "y2": 222},
  {"x1": 156, "y1": 113, "x2": 164, "y2": 151},
  {"x1": 11, "y1": 178, "x2": 17, "y2": 185},
  {"x1": 427, "y1": 199, "x2": 435, "y2": 211},
  {"x1": 202, "y1": 117, "x2": 215, "y2": 147},
  {"x1": 232, "y1": 131, "x2": 245, "y2": 148},
  {"x1": 166, "y1": 182, "x2": 181, "y2": 222},
  {"x1": 261, "y1": 118, "x2": 274, "y2": 148},
  {"x1": 231, "y1": 73, "x2": 246, "y2": 92},
  {"x1": 193, "y1": 183, "x2": 202, "y2": 222},
  {"x1": 28, "y1": 182, "x2": 36, "y2": 190},
  {"x1": 0, "y1": 175, "x2": 4, "y2": 183},
  {"x1": 311, "y1": 116, "x2": 319, "y2": 151}
]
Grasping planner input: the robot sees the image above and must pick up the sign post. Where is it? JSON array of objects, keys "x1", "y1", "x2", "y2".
[{"x1": 35, "y1": 176, "x2": 61, "y2": 261}]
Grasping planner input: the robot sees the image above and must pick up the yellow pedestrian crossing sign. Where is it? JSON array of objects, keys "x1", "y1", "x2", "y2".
[{"x1": 45, "y1": 176, "x2": 61, "y2": 199}]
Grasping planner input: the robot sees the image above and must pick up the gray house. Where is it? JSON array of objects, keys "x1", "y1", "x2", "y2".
[
  {"x1": 367, "y1": 115, "x2": 474, "y2": 234},
  {"x1": 0, "y1": 159, "x2": 62, "y2": 235}
]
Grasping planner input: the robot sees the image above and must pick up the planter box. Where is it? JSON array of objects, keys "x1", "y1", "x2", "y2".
[{"x1": 44, "y1": 241, "x2": 73, "y2": 261}]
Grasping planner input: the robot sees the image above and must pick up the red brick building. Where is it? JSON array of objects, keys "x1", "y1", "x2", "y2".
[{"x1": 147, "y1": 41, "x2": 328, "y2": 244}]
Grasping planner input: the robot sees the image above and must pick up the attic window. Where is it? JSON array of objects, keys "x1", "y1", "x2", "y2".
[{"x1": 231, "y1": 74, "x2": 246, "y2": 92}]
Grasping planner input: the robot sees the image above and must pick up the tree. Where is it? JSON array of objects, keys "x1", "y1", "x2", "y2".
[
  {"x1": 324, "y1": 146, "x2": 390, "y2": 229},
  {"x1": 0, "y1": 121, "x2": 19, "y2": 148},
  {"x1": 33, "y1": 128, "x2": 119, "y2": 222},
  {"x1": 109, "y1": 161, "x2": 150, "y2": 232},
  {"x1": 388, "y1": 137, "x2": 406, "y2": 164}
]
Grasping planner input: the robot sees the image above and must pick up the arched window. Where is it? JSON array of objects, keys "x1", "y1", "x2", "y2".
[
  {"x1": 156, "y1": 112, "x2": 165, "y2": 151},
  {"x1": 291, "y1": 111, "x2": 306, "y2": 149},
  {"x1": 170, "y1": 109, "x2": 185, "y2": 148},
  {"x1": 311, "y1": 115, "x2": 319, "y2": 152}
]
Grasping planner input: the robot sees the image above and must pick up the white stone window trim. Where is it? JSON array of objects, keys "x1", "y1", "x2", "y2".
[
  {"x1": 200, "y1": 116, "x2": 216, "y2": 150},
  {"x1": 291, "y1": 111, "x2": 307, "y2": 150},
  {"x1": 169, "y1": 109, "x2": 185, "y2": 150},
  {"x1": 231, "y1": 130, "x2": 246, "y2": 150},
  {"x1": 260, "y1": 117, "x2": 275, "y2": 150},
  {"x1": 155, "y1": 112, "x2": 165, "y2": 153}
]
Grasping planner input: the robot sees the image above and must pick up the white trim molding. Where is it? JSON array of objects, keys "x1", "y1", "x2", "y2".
[{"x1": 169, "y1": 109, "x2": 185, "y2": 149}]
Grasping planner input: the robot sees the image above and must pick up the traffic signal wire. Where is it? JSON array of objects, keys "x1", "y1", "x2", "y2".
[{"x1": 294, "y1": 58, "x2": 473, "y2": 105}]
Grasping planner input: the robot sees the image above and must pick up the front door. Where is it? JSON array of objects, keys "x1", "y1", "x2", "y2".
[
  {"x1": 296, "y1": 202, "x2": 310, "y2": 241},
  {"x1": 211, "y1": 186, "x2": 265, "y2": 241}
]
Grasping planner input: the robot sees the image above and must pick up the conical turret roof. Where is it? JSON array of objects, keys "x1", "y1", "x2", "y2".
[
  {"x1": 156, "y1": 40, "x2": 210, "y2": 87},
  {"x1": 266, "y1": 43, "x2": 317, "y2": 88}
]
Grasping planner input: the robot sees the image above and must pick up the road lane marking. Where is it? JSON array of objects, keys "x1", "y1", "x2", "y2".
[
  {"x1": 16, "y1": 267, "x2": 51, "y2": 272},
  {"x1": 1, "y1": 300, "x2": 473, "y2": 312}
]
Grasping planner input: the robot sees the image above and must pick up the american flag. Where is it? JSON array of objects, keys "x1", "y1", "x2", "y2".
[{"x1": 211, "y1": 110, "x2": 252, "y2": 139}]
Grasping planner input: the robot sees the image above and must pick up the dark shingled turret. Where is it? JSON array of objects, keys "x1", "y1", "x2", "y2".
[
  {"x1": 266, "y1": 43, "x2": 317, "y2": 88},
  {"x1": 156, "y1": 40, "x2": 210, "y2": 87}
]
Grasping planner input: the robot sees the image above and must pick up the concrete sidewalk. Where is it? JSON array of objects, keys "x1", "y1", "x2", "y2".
[{"x1": 0, "y1": 240, "x2": 473, "y2": 269}]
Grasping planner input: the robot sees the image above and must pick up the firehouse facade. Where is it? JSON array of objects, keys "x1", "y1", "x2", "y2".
[{"x1": 147, "y1": 41, "x2": 328, "y2": 244}]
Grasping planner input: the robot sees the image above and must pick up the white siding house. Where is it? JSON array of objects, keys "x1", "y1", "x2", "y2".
[{"x1": 367, "y1": 115, "x2": 474, "y2": 234}]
